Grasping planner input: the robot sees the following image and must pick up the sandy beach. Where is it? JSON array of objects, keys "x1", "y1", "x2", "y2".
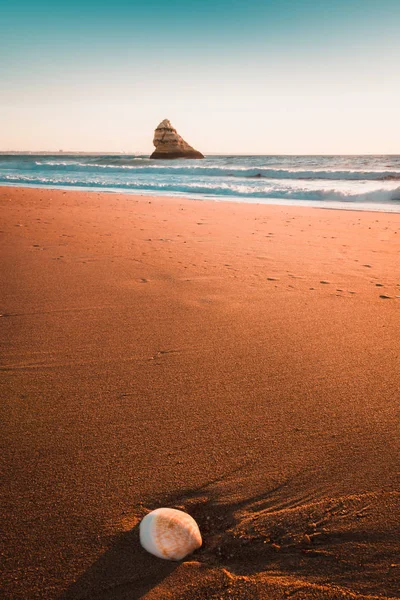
[{"x1": 1, "y1": 185, "x2": 399, "y2": 599}]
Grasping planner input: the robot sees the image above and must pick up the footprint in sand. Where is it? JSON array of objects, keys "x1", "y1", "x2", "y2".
[{"x1": 148, "y1": 349, "x2": 180, "y2": 361}]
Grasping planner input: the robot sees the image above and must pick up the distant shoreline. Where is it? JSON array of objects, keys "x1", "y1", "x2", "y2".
[{"x1": 0, "y1": 151, "x2": 143, "y2": 156}]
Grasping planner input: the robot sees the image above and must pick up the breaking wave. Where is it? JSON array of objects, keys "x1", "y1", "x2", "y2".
[
  {"x1": 2, "y1": 153, "x2": 400, "y2": 210},
  {"x1": 2, "y1": 173, "x2": 400, "y2": 205},
  {"x1": 33, "y1": 161, "x2": 400, "y2": 181}
]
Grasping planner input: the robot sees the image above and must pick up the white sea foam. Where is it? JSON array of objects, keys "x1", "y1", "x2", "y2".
[
  {"x1": 33, "y1": 161, "x2": 400, "y2": 180},
  {"x1": 2, "y1": 153, "x2": 400, "y2": 211},
  {"x1": 3, "y1": 173, "x2": 400, "y2": 205}
]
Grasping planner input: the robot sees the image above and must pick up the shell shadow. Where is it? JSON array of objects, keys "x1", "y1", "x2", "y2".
[
  {"x1": 59, "y1": 463, "x2": 400, "y2": 599},
  {"x1": 59, "y1": 523, "x2": 178, "y2": 600},
  {"x1": 59, "y1": 465, "x2": 288, "y2": 600}
]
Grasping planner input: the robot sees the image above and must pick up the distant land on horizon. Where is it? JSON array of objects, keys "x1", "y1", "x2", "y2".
[{"x1": 0, "y1": 151, "x2": 140, "y2": 156}]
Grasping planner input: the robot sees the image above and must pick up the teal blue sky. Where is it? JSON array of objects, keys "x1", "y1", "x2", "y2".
[{"x1": 1, "y1": 0, "x2": 399, "y2": 153}]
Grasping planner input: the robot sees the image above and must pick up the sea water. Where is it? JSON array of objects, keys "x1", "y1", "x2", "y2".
[{"x1": 1, "y1": 154, "x2": 400, "y2": 212}]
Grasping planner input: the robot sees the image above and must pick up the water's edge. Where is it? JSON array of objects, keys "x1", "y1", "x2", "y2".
[
  {"x1": 1, "y1": 154, "x2": 400, "y2": 213},
  {"x1": 2, "y1": 181, "x2": 400, "y2": 213}
]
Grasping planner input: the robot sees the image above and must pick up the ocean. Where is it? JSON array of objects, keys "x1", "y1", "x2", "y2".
[{"x1": 1, "y1": 154, "x2": 400, "y2": 212}]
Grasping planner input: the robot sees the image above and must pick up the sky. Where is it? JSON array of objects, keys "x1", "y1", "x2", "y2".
[{"x1": 1, "y1": 0, "x2": 399, "y2": 154}]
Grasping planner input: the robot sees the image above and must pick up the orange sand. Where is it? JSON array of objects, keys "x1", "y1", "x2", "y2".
[{"x1": 1, "y1": 186, "x2": 399, "y2": 599}]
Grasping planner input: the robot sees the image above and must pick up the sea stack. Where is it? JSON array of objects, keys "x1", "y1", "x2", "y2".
[{"x1": 150, "y1": 119, "x2": 204, "y2": 159}]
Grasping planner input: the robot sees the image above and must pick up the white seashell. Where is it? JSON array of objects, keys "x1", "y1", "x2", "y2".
[{"x1": 139, "y1": 508, "x2": 202, "y2": 560}]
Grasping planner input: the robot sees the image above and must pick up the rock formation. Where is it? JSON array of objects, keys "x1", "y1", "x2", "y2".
[{"x1": 150, "y1": 119, "x2": 204, "y2": 159}]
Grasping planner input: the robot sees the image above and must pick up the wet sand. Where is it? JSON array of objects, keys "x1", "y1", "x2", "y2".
[{"x1": 1, "y1": 186, "x2": 399, "y2": 599}]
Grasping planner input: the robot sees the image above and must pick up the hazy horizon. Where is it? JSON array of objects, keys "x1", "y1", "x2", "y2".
[
  {"x1": 2, "y1": 0, "x2": 399, "y2": 154},
  {"x1": 2, "y1": 150, "x2": 400, "y2": 157}
]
